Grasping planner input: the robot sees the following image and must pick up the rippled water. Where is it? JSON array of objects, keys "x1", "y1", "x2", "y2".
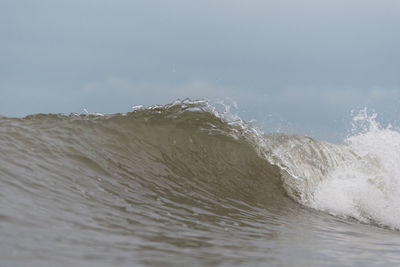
[{"x1": 1, "y1": 101, "x2": 400, "y2": 266}]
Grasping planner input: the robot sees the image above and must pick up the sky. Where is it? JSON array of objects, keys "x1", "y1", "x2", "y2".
[{"x1": 1, "y1": 0, "x2": 399, "y2": 141}]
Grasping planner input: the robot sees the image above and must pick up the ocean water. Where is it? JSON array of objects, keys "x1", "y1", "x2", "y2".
[{"x1": 1, "y1": 100, "x2": 400, "y2": 266}]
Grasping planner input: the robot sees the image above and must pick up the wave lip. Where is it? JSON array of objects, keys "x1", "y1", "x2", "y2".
[{"x1": 261, "y1": 133, "x2": 359, "y2": 203}]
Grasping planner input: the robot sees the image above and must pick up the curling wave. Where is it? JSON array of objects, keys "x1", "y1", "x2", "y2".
[{"x1": 1, "y1": 100, "x2": 400, "y2": 265}]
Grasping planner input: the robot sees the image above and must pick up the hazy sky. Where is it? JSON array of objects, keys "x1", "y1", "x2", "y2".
[{"x1": 1, "y1": 0, "x2": 399, "y2": 141}]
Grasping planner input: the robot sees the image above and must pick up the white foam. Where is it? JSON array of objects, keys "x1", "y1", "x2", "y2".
[
  {"x1": 83, "y1": 108, "x2": 105, "y2": 116},
  {"x1": 310, "y1": 109, "x2": 400, "y2": 229}
]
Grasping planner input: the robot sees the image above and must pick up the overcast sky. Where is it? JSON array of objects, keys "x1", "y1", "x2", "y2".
[{"x1": 1, "y1": 0, "x2": 399, "y2": 141}]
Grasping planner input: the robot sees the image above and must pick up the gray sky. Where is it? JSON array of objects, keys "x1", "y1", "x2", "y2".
[{"x1": 1, "y1": 0, "x2": 399, "y2": 141}]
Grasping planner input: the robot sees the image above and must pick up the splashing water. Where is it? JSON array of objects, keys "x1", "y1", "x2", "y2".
[{"x1": 310, "y1": 109, "x2": 400, "y2": 229}]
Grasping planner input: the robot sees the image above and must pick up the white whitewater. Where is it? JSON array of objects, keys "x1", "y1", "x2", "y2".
[
  {"x1": 311, "y1": 109, "x2": 400, "y2": 229},
  {"x1": 264, "y1": 108, "x2": 400, "y2": 229}
]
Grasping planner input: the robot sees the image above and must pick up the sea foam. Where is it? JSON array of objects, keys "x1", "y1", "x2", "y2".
[{"x1": 310, "y1": 109, "x2": 400, "y2": 229}]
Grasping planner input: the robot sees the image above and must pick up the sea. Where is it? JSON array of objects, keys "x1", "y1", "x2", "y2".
[{"x1": 1, "y1": 99, "x2": 400, "y2": 266}]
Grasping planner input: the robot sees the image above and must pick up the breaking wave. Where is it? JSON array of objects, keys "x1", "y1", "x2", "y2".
[{"x1": 1, "y1": 99, "x2": 400, "y2": 265}]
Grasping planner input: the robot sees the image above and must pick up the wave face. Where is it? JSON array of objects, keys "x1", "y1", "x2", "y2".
[{"x1": 1, "y1": 101, "x2": 400, "y2": 265}]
